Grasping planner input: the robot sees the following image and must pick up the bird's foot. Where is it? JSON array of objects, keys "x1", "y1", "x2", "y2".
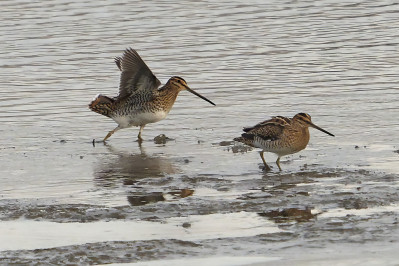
[{"x1": 260, "y1": 165, "x2": 272, "y2": 172}]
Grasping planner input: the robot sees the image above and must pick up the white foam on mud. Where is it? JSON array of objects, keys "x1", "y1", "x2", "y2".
[{"x1": 0, "y1": 211, "x2": 281, "y2": 251}]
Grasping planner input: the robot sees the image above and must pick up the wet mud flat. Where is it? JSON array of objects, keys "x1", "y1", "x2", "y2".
[
  {"x1": 1, "y1": 139, "x2": 398, "y2": 265},
  {"x1": 1, "y1": 0, "x2": 399, "y2": 263}
]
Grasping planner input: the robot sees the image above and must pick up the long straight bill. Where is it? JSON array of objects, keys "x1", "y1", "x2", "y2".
[
  {"x1": 185, "y1": 86, "x2": 216, "y2": 106},
  {"x1": 309, "y1": 122, "x2": 335, "y2": 137}
]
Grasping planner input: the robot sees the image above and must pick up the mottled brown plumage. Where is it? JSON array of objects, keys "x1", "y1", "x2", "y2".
[
  {"x1": 234, "y1": 113, "x2": 334, "y2": 171},
  {"x1": 89, "y1": 48, "x2": 215, "y2": 142}
]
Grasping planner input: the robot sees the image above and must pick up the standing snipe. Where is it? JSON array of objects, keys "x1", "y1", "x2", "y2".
[
  {"x1": 234, "y1": 113, "x2": 334, "y2": 171},
  {"x1": 89, "y1": 48, "x2": 215, "y2": 142}
]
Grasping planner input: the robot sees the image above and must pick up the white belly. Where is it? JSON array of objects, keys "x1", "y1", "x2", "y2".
[
  {"x1": 113, "y1": 111, "x2": 167, "y2": 128},
  {"x1": 254, "y1": 139, "x2": 300, "y2": 157}
]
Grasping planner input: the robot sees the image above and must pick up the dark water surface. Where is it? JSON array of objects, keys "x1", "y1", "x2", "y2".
[{"x1": 1, "y1": 0, "x2": 399, "y2": 265}]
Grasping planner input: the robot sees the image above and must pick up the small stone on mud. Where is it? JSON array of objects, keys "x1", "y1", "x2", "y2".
[
  {"x1": 153, "y1": 134, "x2": 173, "y2": 144},
  {"x1": 297, "y1": 191, "x2": 309, "y2": 196},
  {"x1": 182, "y1": 222, "x2": 191, "y2": 228},
  {"x1": 168, "y1": 189, "x2": 194, "y2": 198}
]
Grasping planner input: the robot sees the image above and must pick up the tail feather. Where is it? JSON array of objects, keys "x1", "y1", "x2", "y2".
[
  {"x1": 89, "y1": 94, "x2": 115, "y2": 117},
  {"x1": 233, "y1": 136, "x2": 244, "y2": 142},
  {"x1": 234, "y1": 134, "x2": 255, "y2": 147}
]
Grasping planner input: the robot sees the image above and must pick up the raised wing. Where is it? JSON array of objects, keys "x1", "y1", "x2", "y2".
[
  {"x1": 116, "y1": 48, "x2": 161, "y2": 98},
  {"x1": 242, "y1": 116, "x2": 291, "y2": 141},
  {"x1": 115, "y1": 56, "x2": 122, "y2": 71}
]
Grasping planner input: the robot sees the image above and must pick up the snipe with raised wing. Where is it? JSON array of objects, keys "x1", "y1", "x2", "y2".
[{"x1": 89, "y1": 48, "x2": 215, "y2": 142}]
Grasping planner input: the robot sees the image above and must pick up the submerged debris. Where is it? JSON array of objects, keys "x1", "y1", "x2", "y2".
[
  {"x1": 217, "y1": 140, "x2": 254, "y2": 153},
  {"x1": 231, "y1": 144, "x2": 253, "y2": 153},
  {"x1": 53, "y1": 140, "x2": 67, "y2": 144},
  {"x1": 127, "y1": 192, "x2": 165, "y2": 206},
  {"x1": 259, "y1": 207, "x2": 315, "y2": 223},
  {"x1": 154, "y1": 134, "x2": 174, "y2": 144},
  {"x1": 219, "y1": 141, "x2": 234, "y2": 146},
  {"x1": 127, "y1": 189, "x2": 194, "y2": 207}
]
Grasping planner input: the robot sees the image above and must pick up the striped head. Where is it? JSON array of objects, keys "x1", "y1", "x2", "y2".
[
  {"x1": 292, "y1": 113, "x2": 312, "y2": 126},
  {"x1": 292, "y1": 113, "x2": 334, "y2": 137},
  {"x1": 169, "y1": 76, "x2": 188, "y2": 91},
  {"x1": 168, "y1": 76, "x2": 215, "y2": 106}
]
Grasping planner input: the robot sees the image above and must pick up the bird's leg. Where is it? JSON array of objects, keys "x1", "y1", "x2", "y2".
[
  {"x1": 103, "y1": 126, "x2": 120, "y2": 142},
  {"x1": 276, "y1": 157, "x2": 282, "y2": 171},
  {"x1": 260, "y1": 151, "x2": 271, "y2": 171},
  {"x1": 137, "y1": 125, "x2": 145, "y2": 141}
]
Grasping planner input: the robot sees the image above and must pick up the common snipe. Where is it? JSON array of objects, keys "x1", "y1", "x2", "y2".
[
  {"x1": 234, "y1": 113, "x2": 334, "y2": 171},
  {"x1": 89, "y1": 48, "x2": 215, "y2": 142}
]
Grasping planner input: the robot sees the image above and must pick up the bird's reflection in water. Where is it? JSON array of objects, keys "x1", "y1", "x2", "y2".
[
  {"x1": 127, "y1": 189, "x2": 194, "y2": 206},
  {"x1": 93, "y1": 143, "x2": 177, "y2": 187},
  {"x1": 93, "y1": 143, "x2": 195, "y2": 206}
]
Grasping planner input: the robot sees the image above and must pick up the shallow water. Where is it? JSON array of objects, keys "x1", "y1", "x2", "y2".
[{"x1": 1, "y1": 0, "x2": 399, "y2": 265}]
